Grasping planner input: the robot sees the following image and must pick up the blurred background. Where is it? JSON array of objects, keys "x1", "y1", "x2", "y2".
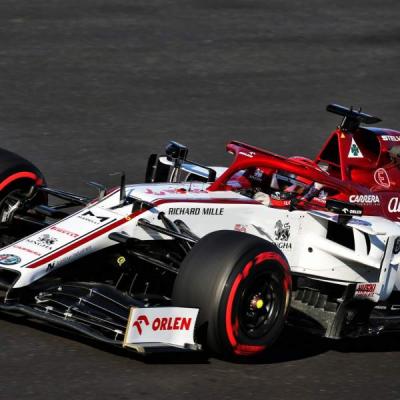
[
  {"x1": 1, "y1": 0, "x2": 399, "y2": 194},
  {"x1": 1, "y1": 1, "x2": 400, "y2": 398}
]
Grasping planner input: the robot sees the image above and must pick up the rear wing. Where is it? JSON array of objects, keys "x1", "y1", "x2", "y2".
[{"x1": 327, "y1": 104, "x2": 381, "y2": 132}]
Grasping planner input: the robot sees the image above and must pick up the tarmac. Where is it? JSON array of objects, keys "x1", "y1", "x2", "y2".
[{"x1": 0, "y1": 0, "x2": 400, "y2": 398}]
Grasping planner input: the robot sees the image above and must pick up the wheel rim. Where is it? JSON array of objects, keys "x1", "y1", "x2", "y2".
[
  {"x1": 237, "y1": 271, "x2": 283, "y2": 340},
  {"x1": 0, "y1": 190, "x2": 22, "y2": 223}
]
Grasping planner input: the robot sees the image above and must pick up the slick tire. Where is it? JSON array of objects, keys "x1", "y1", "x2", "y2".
[
  {"x1": 172, "y1": 230, "x2": 292, "y2": 358},
  {"x1": 0, "y1": 147, "x2": 45, "y2": 191},
  {"x1": 0, "y1": 148, "x2": 46, "y2": 224}
]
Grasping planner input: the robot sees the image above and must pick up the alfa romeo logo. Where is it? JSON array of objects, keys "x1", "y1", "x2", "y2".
[
  {"x1": 0, "y1": 254, "x2": 21, "y2": 265},
  {"x1": 351, "y1": 144, "x2": 360, "y2": 157},
  {"x1": 374, "y1": 168, "x2": 390, "y2": 188}
]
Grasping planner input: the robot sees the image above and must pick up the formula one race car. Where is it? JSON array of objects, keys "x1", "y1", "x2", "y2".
[{"x1": 1, "y1": 104, "x2": 400, "y2": 359}]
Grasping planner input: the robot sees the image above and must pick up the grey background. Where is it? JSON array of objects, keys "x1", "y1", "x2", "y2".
[{"x1": 0, "y1": 0, "x2": 400, "y2": 399}]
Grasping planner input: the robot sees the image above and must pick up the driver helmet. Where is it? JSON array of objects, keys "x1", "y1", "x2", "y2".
[{"x1": 270, "y1": 170, "x2": 312, "y2": 196}]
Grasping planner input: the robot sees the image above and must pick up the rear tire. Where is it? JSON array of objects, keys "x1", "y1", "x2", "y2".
[{"x1": 172, "y1": 230, "x2": 291, "y2": 358}]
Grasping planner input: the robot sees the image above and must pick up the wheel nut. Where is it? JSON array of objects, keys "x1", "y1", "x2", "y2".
[
  {"x1": 256, "y1": 299, "x2": 264, "y2": 309},
  {"x1": 250, "y1": 296, "x2": 264, "y2": 310}
]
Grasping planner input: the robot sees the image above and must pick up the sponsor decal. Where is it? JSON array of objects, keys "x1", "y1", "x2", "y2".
[
  {"x1": 168, "y1": 207, "x2": 224, "y2": 216},
  {"x1": 131, "y1": 315, "x2": 193, "y2": 335},
  {"x1": 41, "y1": 246, "x2": 93, "y2": 271},
  {"x1": 144, "y1": 188, "x2": 204, "y2": 196},
  {"x1": 348, "y1": 138, "x2": 363, "y2": 158},
  {"x1": 234, "y1": 224, "x2": 247, "y2": 233},
  {"x1": 374, "y1": 168, "x2": 390, "y2": 188},
  {"x1": 39, "y1": 234, "x2": 57, "y2": 246},
  {"x1": 0, "y1": 254, "x2": 21, "y2": 265},
  {"x1": 238, "y1": 151, "x2": 256, "y2": 158},
  {"x1": 381, "y1": 135, "x2": 400, "y2": 142},
  {"x1": 388, "y1": 197, "x2": 400, "y2": 213},
  {"x1": 249, "y1": 168, "x2": 264, "y2": 182},
  {"x1": 27, "y1": 234, "x2": 58, "y2": 250},
  {"x1": 78, "y1": 210, "x2": 110, "y2": 225},
  {"x1": 349, "y1": 194, "x2": 380, "y2": 205},
  {"x1": 13, "y1": 245, "x2": 41, "y2": 256},
  {"x1": 151, "y1": 316, "x2": 192, "y2": 331},
  {"x1": 340, "y1": 207, "x2": 362, "y2": 216},
  {"x1": 144, "y1": 188, "x2": 197, "y2": 196},
  {"x1": 50, "y1": 226, "x2": 79, "y2": 238},
  {"x1": 46, "y1": 262, "x2": 55, "y2": 272},
  {"x1": 348, "y1": 219, "x2": 371, "y2": 227},
  {"x1": 117, "y1": 256, "x2": 126, "y2": 267},
  {"x1": 132, "y1": 315, "x2": 150, "y2": 335},
  {"x1": 274, "y1": 220, "x2": 290, "y2": 241},
  {"x1": 145, "y1": 188, "x2": 176, "y2": 196},
  {"x1": 270, "y1": 198, "x2": 291, "y2": 208},
  {"x1": 53, "y1": 246, "x2": 92, "y2": 268},
  {"x1": 354, "y1": 282, "x2": 381, "y2": 301},
  {"x1": 274, "y1": 220, "x2": 292, "y2": 250},
  {"x1": 124, "y1": 307, "x2": 198, "y2": 347},
  {"x1": 356, "y1": 283, "x2": 376, "y2": 296}
]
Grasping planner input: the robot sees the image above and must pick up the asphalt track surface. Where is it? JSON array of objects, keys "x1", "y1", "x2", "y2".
[{"x1": 1, "y1": 1, "x2": 400, "y2": 399}]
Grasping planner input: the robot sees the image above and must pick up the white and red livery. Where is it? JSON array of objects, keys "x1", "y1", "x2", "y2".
[{"x1": 1, "y1": 104, "x2": 400, "y2": 358}]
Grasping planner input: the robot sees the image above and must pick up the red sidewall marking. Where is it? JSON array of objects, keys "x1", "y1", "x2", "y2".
[
  {"x1": 255, "y1": 252, "x2": 289, "y2": 271},
  {"x1": 255, "y1": 252, "x2": 291, "y2": 292},
  {"x1": 235, "y1": 344, "x2": 266, "y2": 356},
  {"x1": 0, "y1": 172, "x2": 38, "y2": 191},
  {"x1": 242, "y1": 260, "x2": 253, "y2": 278},
  {"x1": 225, "y1": 273, "x2": 242, "y2": 349},
  {"x1": 225, "y1": 251, "x2": 291, "y2": 356}
]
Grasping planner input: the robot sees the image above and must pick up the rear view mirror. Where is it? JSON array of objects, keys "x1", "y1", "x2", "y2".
[{"x1": 165, "y1": 141, "x2": 188, "y2": 162}]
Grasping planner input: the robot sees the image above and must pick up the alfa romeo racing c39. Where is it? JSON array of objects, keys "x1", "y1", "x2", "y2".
[{"x1": 0, "y1": 104, "x2": 400, "y2": 359}]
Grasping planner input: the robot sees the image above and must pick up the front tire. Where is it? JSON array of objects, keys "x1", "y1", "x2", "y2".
[{"x1": 172, "y1": 230, "x2": 291, "y2": 358}]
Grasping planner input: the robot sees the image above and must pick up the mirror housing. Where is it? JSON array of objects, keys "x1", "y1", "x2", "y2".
[{"x1": 165, "y1": 141, "x2": 188, "y2": 162}]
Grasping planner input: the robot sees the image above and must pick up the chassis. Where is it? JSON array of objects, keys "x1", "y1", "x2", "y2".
[{"x1": 1, "y1": 104, "x2": 400, "y2": 358}]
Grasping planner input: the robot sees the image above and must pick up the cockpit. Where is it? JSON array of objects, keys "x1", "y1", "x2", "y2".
[{"x1": 224, "y1": 165, "x2": 327, "y2": 208}]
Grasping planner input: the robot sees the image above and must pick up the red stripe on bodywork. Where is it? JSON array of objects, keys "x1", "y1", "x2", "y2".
[
  {"x1": 0, "y1": 172, "x2": 38, "y2": 191},
  {"x1": 26, "y1": 197, "x2": 261, "y2": 270},
  {"x1": 153, "y1": 198, "x2": 260, "y2": 206},
  {"x1": 27, "y1": 209, "x2": 147, "y2": 269}
]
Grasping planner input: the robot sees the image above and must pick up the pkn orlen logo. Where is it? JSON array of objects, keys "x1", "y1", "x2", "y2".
[
  {"x1": 132, "y1": 315, "x2": 150, "y2": 335},
  {"x1": 131, "y1": 314, "x2": 193, "y2": 335}
]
